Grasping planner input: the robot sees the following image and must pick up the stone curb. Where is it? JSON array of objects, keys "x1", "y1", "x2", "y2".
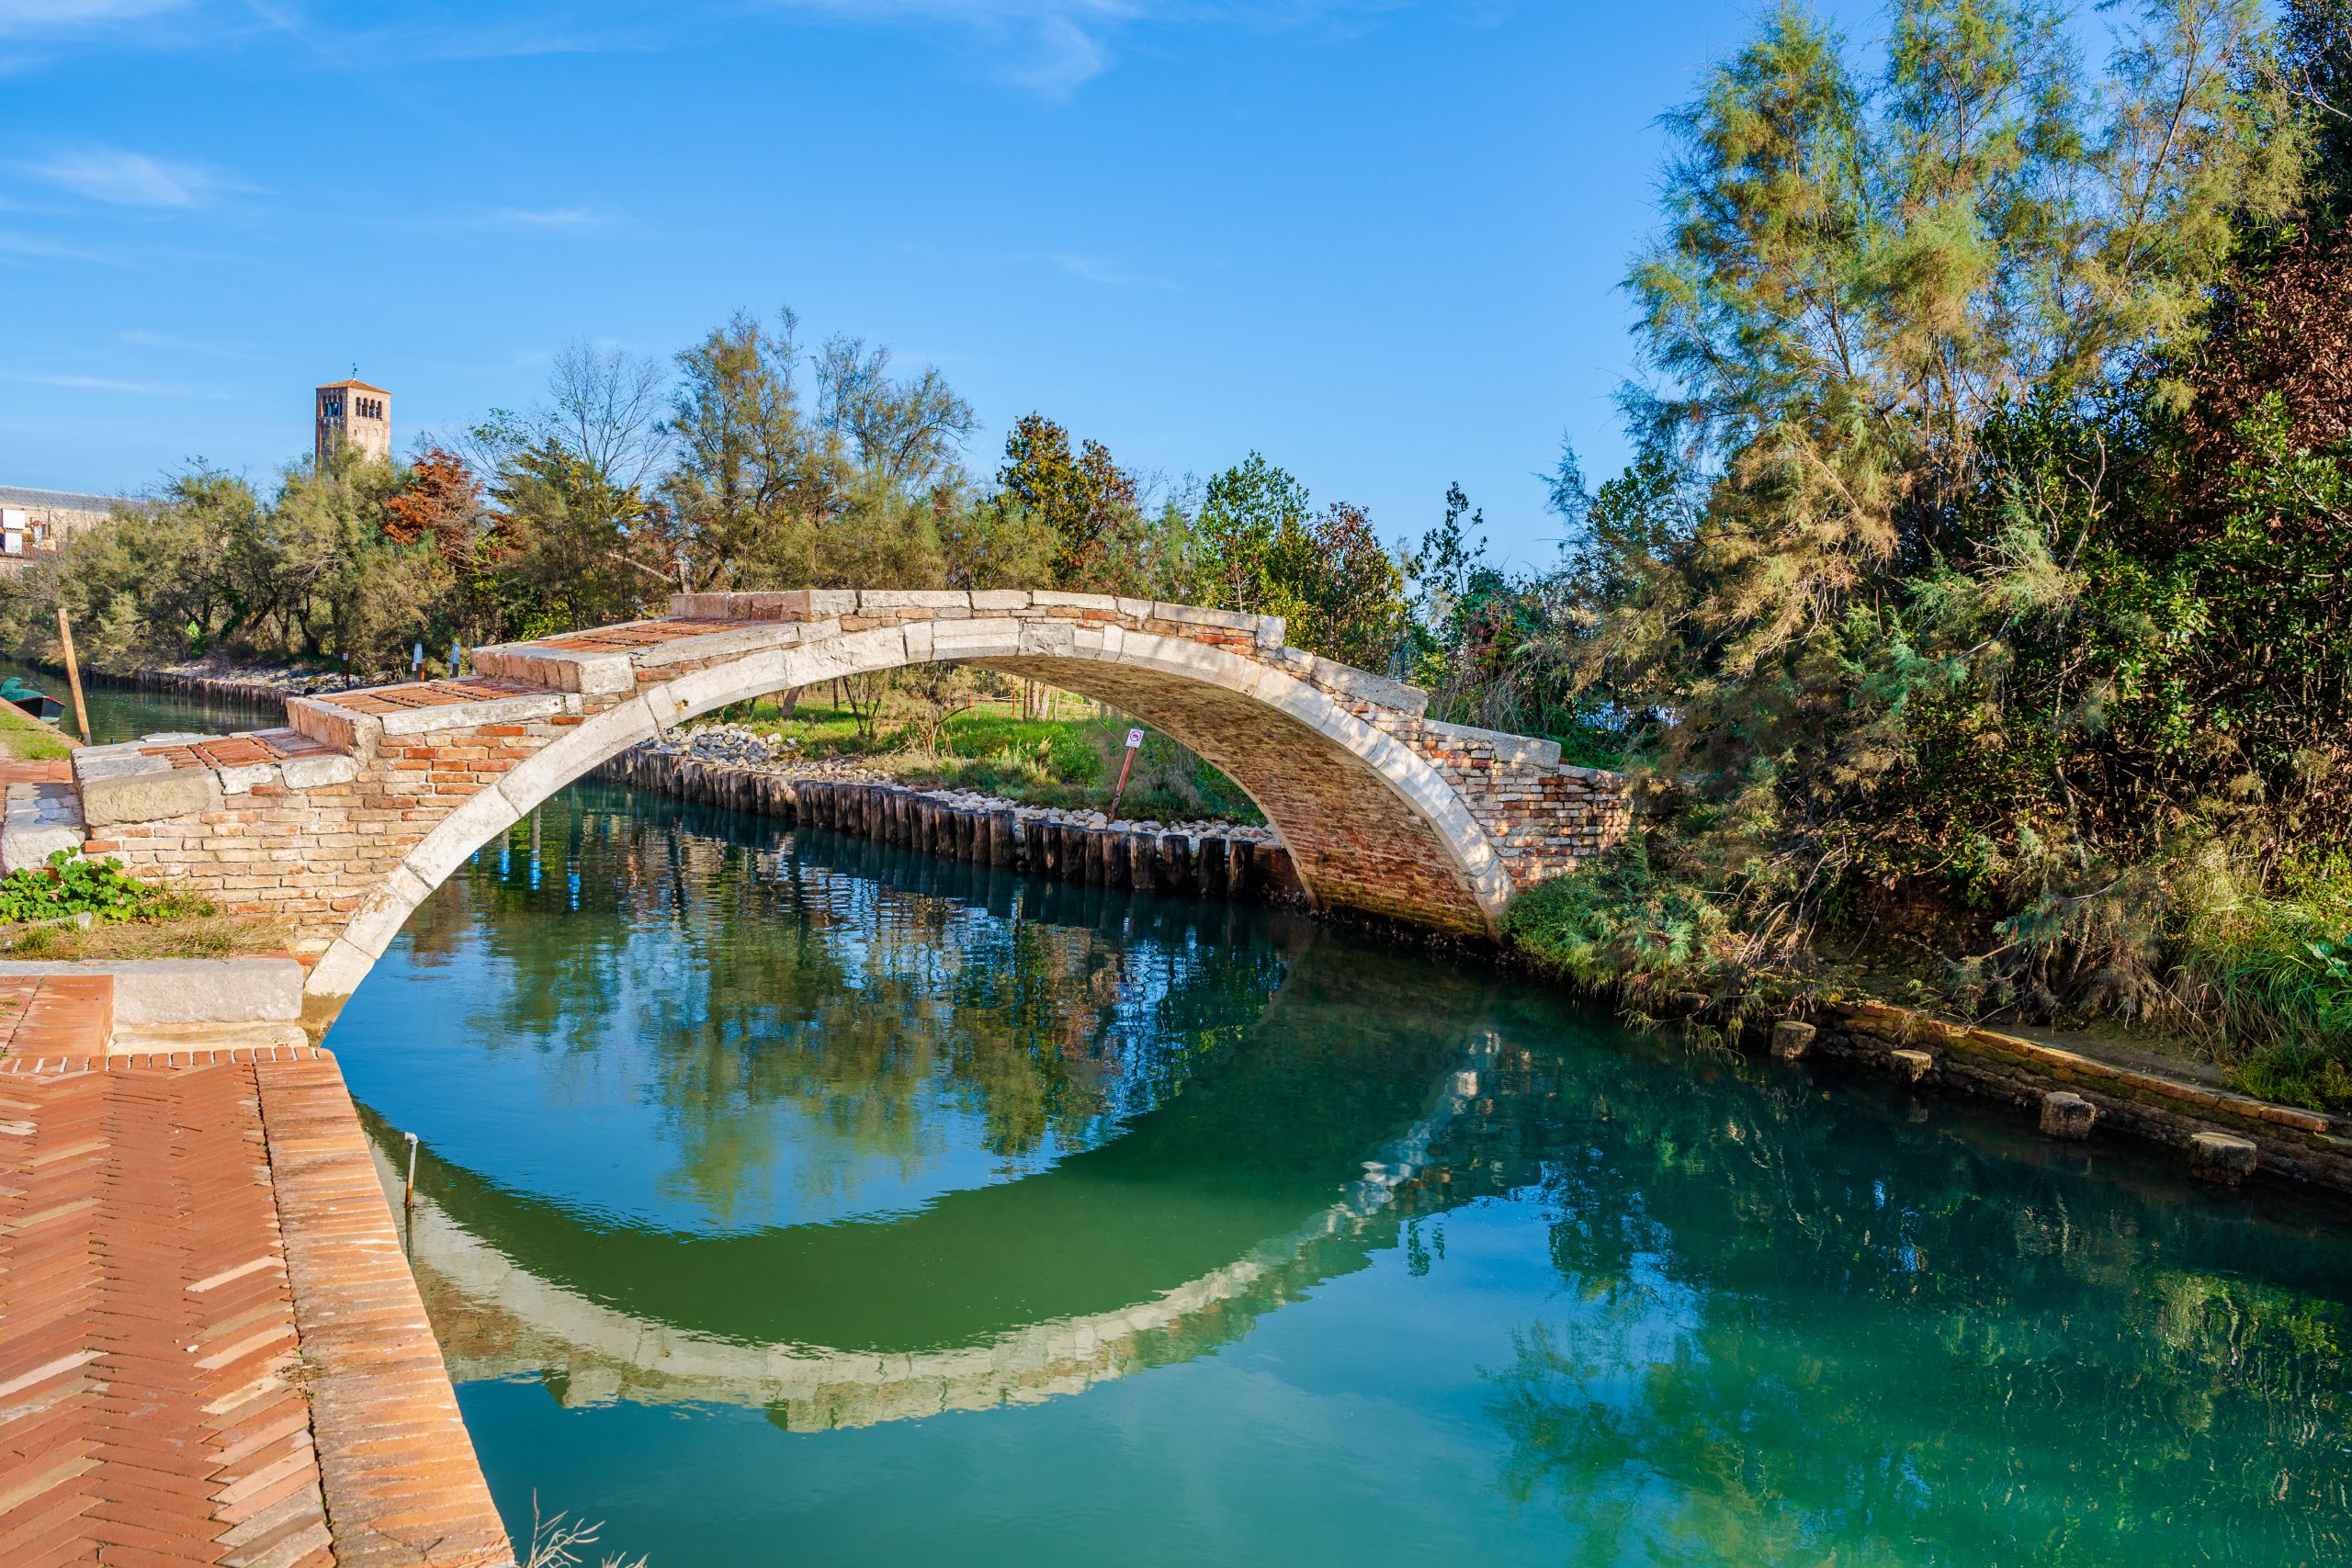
[
  {"x1": 1787, "y1": 997, "x2": 2352, "y2": 1198},
  {"x1": 0, "y1": 956, "x2": 305, "y2": 1025}
]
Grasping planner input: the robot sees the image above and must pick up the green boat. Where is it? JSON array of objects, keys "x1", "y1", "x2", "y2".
[{"x1": 0, "y1": 677, "x2": 64, "y2": 723}]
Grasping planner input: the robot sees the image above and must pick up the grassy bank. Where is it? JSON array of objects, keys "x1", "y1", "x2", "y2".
[
  {"x1": 1502, "y1": 842, "x2": 2352, "y2": 1114},
  {"x1": 694, "y1": 692, "x2": 1265, "y2": 826},
  {"x1": 0, "y1": 704, "x2": 71, "y2": 763}
]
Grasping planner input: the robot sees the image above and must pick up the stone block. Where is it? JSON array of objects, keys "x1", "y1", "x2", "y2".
[
  {"x1": 1418, "y1": 717, "x2": 1561, "y2": 769},
  {"x1": 858, "y1": 590, "x2": 970, "y2": 612},
  {"x1": 926, "y1": 615, "x2": 1021, "y2": 658},
  {"x1": 630, "y1": 621, "x2": 808, "y2": 670},
  {"x1": 969, "y1": 589, "x2": 1032, "y2": 612},
  {"x1": 1032, "y1": 590, "x2": 1119, "y2": 614},
  {"x1": 0, "y1": 956, "x2": 304, "y2": 1024},
  {"x1": 80, "y1": 766, "x2": 222, "y2": 827},
  {"x1": 3, "y1": 819, "x2": 81, "y2": 874},
  {"x1": 1889, "y1": 1048, "x2": 1935, "y2": 1084},
  {"x1": 73, "y1": 741, "x2": 174, "y2": 784},
  {"x1": 1018, "y1": 620, "x2": 1078, "y2": 657},
  {"x1": 277, "y1": 751, "x2": 361, "y2": 790},
  {"x1": 2188, "y1": 1131, "x2": 2258, "y2": 1185},
  {"x1": 1770, "y1": 1020, "x2": 1815, "y2": 1060},
  {"x1": 2039, "y1": 1091, "x2": 2098, "y2": 1140},
  {"x1": 473, "y1": 643, "x2": 639, "y2": 697}
]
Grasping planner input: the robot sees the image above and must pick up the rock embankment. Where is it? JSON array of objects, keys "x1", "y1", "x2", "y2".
[
  {"x1": 123, "y1": 658, "x2": 382, "y2": 705},
  {"x1": 599, "y1": 724, "x2": 1300, "y2": 902}
]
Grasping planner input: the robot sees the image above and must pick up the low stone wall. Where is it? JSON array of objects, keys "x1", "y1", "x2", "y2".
[
  {"x1": 595, "y1": 746, "x2": 1307, "y2": 902},
  {"x1": 1771, "y1": 998, "x2": 2352, "y2": 1199}
]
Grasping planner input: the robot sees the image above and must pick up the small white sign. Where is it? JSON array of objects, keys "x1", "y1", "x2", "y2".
[{"x1": 1125, "y1": 727, "x2": 1146, "y2": 750}]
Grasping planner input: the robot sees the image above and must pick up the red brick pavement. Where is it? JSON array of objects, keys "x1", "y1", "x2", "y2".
[
  {"x1": 137, "y1": 730, "x2": 341, "y2": 775},
  {"x1": 309, "y1": 680, "x2": 546, "y2": 718},
  {"x1": 0, "y1": 1050, "x2": 514, "y2": 1568},
  {"x1": 0, "y1": 977, "x2": 113, "y2": 1062}
]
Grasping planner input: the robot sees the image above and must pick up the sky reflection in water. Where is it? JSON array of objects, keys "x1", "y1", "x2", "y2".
[{"x1": 329, "y1": 783, "x2": 2352, "y2": 1568}]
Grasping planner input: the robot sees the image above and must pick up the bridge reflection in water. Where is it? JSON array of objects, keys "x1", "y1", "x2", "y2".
[
  {"x1": 331, "y1": 784, "x2": 2352, "y2": 1568},
  {"x1": 350, "y1": 795, "x2": 1530, "y2": 1427}
]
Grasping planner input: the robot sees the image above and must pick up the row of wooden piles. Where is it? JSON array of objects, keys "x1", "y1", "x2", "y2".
[{"x1": 596, "y1": 748, "x2": 1303, "y2": 902}]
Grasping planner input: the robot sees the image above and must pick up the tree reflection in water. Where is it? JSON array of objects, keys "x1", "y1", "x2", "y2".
[
  {"x1": 381, "y1": 784, "x2": 1287, "y2": 1226},
  {"x1": 1456, "y1": 1004, "x2": 2352, "y2": 1566}
]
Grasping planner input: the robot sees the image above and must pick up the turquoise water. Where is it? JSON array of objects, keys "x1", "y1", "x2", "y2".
[{"x1": 321, "y1": 784, "x2": 2352, "y2": 1567}]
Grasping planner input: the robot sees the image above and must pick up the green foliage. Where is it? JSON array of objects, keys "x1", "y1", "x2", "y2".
[
  {"x1": 1501, "y1": 842, "x2": 1741, "y2": 1008},
  {"x1": 994, "y1": 412, "x2": 1147, "y2": 590},
  {"x1": 1197, "y1": 454, "x2": 1410, "y2": 668},
  {"x1": 0, "y1": 850, "x2": 200, "y2": 926},
  {"x1": 1438, "y1": 0, "x2": 2352, "y2": 1083}
]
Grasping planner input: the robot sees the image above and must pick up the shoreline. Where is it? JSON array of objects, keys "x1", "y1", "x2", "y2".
[{"x1": 43, "y1": 655, "x2": 2352, "y2": 1205}]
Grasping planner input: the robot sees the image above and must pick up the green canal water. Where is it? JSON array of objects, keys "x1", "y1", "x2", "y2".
[
  {"x1": 0, "y1": 661, "x2": 283, "y2": 745},
  {"x1": 302, "y1": 782, "x2": 2352, "y2": 1568}
]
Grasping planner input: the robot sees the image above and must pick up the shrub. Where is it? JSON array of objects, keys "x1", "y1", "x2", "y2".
[
  {"x1": 1501, "y1": 841, "x2": 1741, "y2": 1010},
  {"x1": 0, "y1": 850, "x2": 202, "y2": 926}
]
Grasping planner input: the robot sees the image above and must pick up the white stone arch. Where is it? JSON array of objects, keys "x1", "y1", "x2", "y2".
[{"x1": 306, "y1": 619, "x2": 1511, "y2": 999}]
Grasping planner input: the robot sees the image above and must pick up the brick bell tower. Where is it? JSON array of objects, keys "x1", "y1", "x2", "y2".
[{"x1": 314, "y1": 375, "x2": 391, "y2": 467}]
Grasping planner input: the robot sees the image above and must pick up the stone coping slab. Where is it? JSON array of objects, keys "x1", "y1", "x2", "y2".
[
  {"x1": 1837, "y1": 998, "x2": 2346, "y2": 1139},
  {"x1": 1418, "y1": 717, "x2": 1567, "y2": 770},
  {"x1": 662, "y1": 588, "x2": 1293, "y2": 655},
  {"x1": 74, "y1": 728, "x2": 360, "y2": 819},
  {"x1": 0, "y1": 955, "x2": 303, "y2": 1029}
]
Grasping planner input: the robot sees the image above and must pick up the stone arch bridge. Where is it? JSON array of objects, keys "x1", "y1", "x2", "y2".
[{"x1": 47, "y1": 591, "x2": 1629, "y2": 1003}]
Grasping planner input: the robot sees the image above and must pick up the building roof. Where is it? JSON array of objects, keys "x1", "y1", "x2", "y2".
[
  {"x1": 317, "y1": 378, "x2": 390, "y2": 395},
  {"x1": 0, "y1": 485, "x2": 151, "y2": 515}
]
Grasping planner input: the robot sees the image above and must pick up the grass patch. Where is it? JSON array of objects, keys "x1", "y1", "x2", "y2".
[
  {"x1": 2181, "y1": 862, "x2": 2352, "y2": 1111},
  {"x1": 698, "y1": 695, "x2": 1265, "y2": 825},
  {"x1": 2, "y1": 911, "x2": 288, "y2": 961},
  {"x1": 0, "y1": 851, "x2": 287, "y2": 960},
  {"x1": 0, "y1": 705, "x2": 70, "y2": 762}
]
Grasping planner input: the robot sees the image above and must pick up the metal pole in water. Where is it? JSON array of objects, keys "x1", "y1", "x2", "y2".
[{"x1": 403, "y1": 1132, "x2": 419, "y2": 1210}]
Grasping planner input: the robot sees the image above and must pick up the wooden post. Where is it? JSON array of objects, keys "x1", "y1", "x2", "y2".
[{"x1": 54, "y1": 608, "x2": 89, "y2": 742}]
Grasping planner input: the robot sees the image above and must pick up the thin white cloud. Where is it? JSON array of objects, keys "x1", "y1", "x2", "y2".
[
  {"x1": 0, "y1": 0, "x2": 190, "y2": 37},
  {"x1": 120, "y1": 327, "x2": 258, "y2": 357},
  {"x1": 0, "y1": 230, "x2": 111, "y2": 262},
  {"x1": 18, "y1": 144, "x2": 245, "y2": 208},
  {"x1": 490, "y1": 206, "x2": 618, "y2": 228},
  {"x1": 763, "y1": 0, "x2": 1409, "y2": 93},
  {"x1": 1039, "y1": 251, "x2": 1179, "y2": 289},
  {"x1": 0, "y1": 369, "x2": 224, "y2": 397}
]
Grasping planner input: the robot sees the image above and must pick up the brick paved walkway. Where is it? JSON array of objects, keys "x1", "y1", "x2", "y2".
[
  {"x1": 0, "y1": 1049, "x2": 514, "y2": 1567},
  {"x1": 0, "y1": 976, "x2": 113, "y2": 1061}
]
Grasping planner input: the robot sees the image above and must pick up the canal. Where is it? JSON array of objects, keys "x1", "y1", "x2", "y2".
[
  {"x1": 323, "y1": 784, "x2": 2352, "y2": 1567},
  {"x1": 60, "y1": 676, "x2": 2352, "y2": 1563}
]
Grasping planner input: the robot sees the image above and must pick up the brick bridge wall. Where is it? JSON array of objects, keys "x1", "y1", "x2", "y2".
[{"x1": 61, "y1": 590, "x2": 1631, "y2": 1004}]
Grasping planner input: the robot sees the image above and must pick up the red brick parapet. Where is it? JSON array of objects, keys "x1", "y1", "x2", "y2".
[{"x1": 47, "y1": 591, "x2": 1634, "y2": 1004}]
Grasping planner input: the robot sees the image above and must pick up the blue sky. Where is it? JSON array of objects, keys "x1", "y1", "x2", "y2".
[{"x1": 1, "y1": 0, "x2": 1883, "y2": 564}]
